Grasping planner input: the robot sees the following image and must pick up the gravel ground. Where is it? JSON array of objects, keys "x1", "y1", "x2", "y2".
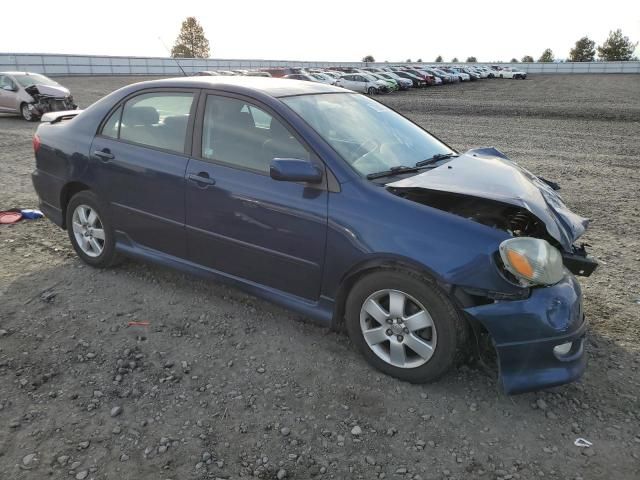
[{"x1": 1, "y1": 75, "x2": 639, "y2": 480}]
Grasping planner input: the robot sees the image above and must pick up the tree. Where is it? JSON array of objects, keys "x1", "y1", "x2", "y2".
[
  {"x1": 466, "y1": 56, "x2": 477, "y2": 63},
  {"x1": 171, "y1": 17, "x2": 210, "y2": 58},
  {"x1": 521, "y1": 55, "x2": 534, "y2": 63},
  {"x1": 417, "y1": 58, "x2": 423, "y2": 62},
  {"x1": 569, "y1": 36, "x2": 596, "y2": 62},
  {"x1": 538, "y1": 48, "x2": 554, "y2": 62},
  {"x1": 362, "y1": 55, "x2": 375, "y2": 63},
  {"x1": 435, "y1": 55, "x2": 443, "y2": 62},
  {"x1": 406, "y1": 58, "x2": 412, "y2": 63},
  {"x1": 597, "y1": 29, "x2": 637, "y2": 61},
  {"x1": 451, "y1": 57, "x2": 459, "y2": 63},
  {"x1": 510, "y1": 58, "x2": 519, "y2": 63}
]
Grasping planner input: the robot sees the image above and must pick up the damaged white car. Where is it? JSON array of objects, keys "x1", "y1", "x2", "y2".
[{"x1": 0, "y1": 72, "x2": 78, "y2": 121}]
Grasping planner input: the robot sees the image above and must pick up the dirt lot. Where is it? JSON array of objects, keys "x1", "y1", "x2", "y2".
[{"x1": 1, "y1": 75, "x2": 639, "y2": 480}]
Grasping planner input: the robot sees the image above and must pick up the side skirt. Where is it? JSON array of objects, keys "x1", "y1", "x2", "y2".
[{"x1": 114, "y1": 233, "x2": 335, "y2": 328}]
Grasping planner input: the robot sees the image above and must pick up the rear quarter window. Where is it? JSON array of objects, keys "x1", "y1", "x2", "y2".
[{"x1": 101, "y1": 106, "x2": 122, "y2": 139}]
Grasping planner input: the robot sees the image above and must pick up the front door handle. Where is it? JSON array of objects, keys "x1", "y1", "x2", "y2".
[
  {"x1": 187, "y1": 172, "x2": 216, "y2": 187},
  {"x1": 93, "y1": 149, "x2": 114, "y2": 161}
]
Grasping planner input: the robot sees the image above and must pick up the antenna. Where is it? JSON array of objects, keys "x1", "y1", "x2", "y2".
[{"x1": 158, "y1": 36, "x2": 188, "y2": 77}]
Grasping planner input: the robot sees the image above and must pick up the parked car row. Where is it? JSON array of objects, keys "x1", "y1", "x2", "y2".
[
  {"x1": 197, "y1": 64, "x2": 527, "y2": 95},
  {"x1": 0, "y1": 64, "x2": 528, "y2": 122}
]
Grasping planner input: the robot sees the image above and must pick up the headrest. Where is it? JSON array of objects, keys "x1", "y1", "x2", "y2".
[
  {"x1": 124, "y1": 106, "x2": 159, "y2": 126},
  {"x1": 163, "y1": 115, "x2": 189, "y2": 131},
  {"x1": 269, "y1": 119, "x2": 292, "y2": 140}
]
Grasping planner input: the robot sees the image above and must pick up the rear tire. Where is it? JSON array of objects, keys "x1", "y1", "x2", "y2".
[
  {"x1": 345, "y1": 269, "x2": 465, "y2": 384},
  {"x1": 66, "y1": 190, "x2": 120, "y2": 268}
]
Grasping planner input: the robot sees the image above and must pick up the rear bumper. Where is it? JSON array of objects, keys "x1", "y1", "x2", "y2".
[
  {"x1": 464, "y1": 273, "x2": 587, "y2": 394},
  {"x1": 32, "y1": 169, "x2": 65, "y2": 227}
]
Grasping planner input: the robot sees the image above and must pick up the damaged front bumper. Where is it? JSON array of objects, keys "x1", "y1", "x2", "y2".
[
  {"x1": 24, "y1": 85, "x2": 77, "y2": 118},
  {"x1": 28, "y1": 97, "x2": 78, "y2": 117},
  {"x1": 464, "y1": 273, "x2": 587, "y2": 394}
]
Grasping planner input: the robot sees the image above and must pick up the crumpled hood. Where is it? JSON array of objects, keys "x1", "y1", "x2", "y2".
[
  {"x1": 25, "y1": 83, "x2": 71, "y2": 98},
  {"x1": 387, "y1": 147, "x2": 589, "y2": 251}
]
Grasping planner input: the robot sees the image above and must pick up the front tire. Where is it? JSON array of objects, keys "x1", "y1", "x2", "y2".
[
  {"x1": 345, "y1": 269, "x2": 465, "y2": 383},
  {"x1": 66, "y1": 191, "x2": 120, "y2": 268},
  {"x1": 21, "y1": 103, "x2": 37, "y2": 122},
  {"x1": 367, "y1": 87, "x2": 377, "y2": 95}
]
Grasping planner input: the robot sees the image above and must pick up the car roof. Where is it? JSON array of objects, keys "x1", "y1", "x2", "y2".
[{"x1": 127, "y1": 76, "x2": 343, "y2": 98}]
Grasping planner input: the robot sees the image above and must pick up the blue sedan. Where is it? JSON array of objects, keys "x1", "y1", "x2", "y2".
[{"x1": 31, "y1": 77, "x2": 597, "y2": 394}]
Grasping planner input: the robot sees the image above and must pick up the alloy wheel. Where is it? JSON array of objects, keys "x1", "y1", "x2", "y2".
[
  {"x1": 21, "y1": 104, "x2": 32, "y2": 121},
  {"x1": 359, "y1": 289, "x2": 437, "y2": 368},
  {"x1": 71, "y1": 204, "x2": 105, "y2": 258}
]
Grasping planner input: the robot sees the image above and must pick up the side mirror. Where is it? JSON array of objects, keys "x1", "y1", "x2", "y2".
[{"x1": 270, "y1": 158, "x2": 323, "y2": 184}]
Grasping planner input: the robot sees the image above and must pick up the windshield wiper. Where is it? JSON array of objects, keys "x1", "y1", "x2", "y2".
[
  {"x1": 366, "y1": 153, "x2": 459, "y2": 180},
  {"x1": 415, "y1": 152, "x2": 458, "y2": 167},
  {"x1": 366, "y1": 165, "x2": 424, "y2": 180}
]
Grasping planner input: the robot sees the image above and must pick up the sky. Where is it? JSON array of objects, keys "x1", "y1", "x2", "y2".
[{"x1": 2, "y1": 0, "x2": 639, "y2": 62}]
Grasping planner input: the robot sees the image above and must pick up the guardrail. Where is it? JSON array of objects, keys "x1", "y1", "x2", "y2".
[{"x1": 1, "y1": 53, "x2": 639, "y2": 76}]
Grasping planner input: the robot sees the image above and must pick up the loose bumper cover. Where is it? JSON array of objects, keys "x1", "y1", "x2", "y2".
[{"x1": 465, "y1": 273, "x2": 587, "y2": 394}]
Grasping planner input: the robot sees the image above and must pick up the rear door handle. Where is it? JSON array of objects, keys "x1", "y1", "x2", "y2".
[
  {"x1": 187, "y1": 172, "x2": 216, "y2": 186},
  {"x1": 93, "y1": 149, "x2": 114, "y2": 161}
]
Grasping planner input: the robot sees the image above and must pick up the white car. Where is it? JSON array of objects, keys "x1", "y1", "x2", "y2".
[
  {"x1": 309, "y1": 73, "x2": 337, "y2": 85},
  {"x1": 468, "y1": 67, "x2": 489, "y2": 78},
  {"x1": 321, "y1": 71, "x2": 344, "y2": 79},
  {"x1": 376, "y1": 72, "x2": 413, "y2": 90},
  {"x1": 449, "y1": 68, "x2": 471, "y2": 81},
  {"x1": 336, "y1": 73, "x2": 387, "y2": 94},
  {"x1": 498, "y1": 67, "x2": 527, "y2": 79}
]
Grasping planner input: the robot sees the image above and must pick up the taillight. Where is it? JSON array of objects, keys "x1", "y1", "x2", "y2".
[{"x1": 33, "y1": 134, "x2": 41, "y2": 153}]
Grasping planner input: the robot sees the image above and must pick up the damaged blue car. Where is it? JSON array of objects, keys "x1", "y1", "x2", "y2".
[{"x1": 31, "y1": 77, "x2": 597, "y2": 393}]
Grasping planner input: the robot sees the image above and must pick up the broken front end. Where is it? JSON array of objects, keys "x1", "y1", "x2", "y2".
[
  {"x1": 25, "y1": 85, "x2": 77, "y2": 118},
  {"x1": 387, "y1": 148, "x2": 598, "y2": 393}
]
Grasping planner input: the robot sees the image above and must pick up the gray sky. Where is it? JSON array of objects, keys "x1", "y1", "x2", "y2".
[{"x1": 2, "y1": 0, "x2": 639, "y2": 61}]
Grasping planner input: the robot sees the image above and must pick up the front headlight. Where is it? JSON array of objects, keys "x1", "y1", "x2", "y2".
[{"x1": 499, "y1": 237, "x2": 564, "y2": 286}]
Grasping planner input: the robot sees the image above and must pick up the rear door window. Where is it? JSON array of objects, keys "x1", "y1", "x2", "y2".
[{"x1": 115, "y1": 92, "x2": 194, "y2": 154}]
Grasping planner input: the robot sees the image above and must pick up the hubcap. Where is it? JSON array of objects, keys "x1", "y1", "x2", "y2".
[
  {"x1": 359, "y1": 289, "x2": 437, "y2": 369},
  {"x1": 72, "y1": 205, "x2": 105, "y2": 258},
  {"x1": 22, "y1": 105, "x2": 32, "y2": 120}
]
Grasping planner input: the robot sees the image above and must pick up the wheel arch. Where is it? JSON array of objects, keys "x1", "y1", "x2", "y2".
[
  {"x1": 60, "y1": 181, "x2": 92, "y2": 229},
  {"x1": 331, "y1": 255, "x2": 449, "y2": 331}
]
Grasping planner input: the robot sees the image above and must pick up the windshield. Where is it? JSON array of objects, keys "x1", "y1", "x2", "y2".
[
  {"x1": 13, "y1": 73, "x2": 59, "y2": 88},
  {"x1": 281, "y1": 93, "x2": 455, "y2": 177}
]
